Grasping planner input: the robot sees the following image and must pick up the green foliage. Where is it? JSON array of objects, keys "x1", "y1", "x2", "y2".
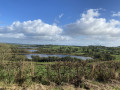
[
  {"x1": 0, "y1": 43, "x2": 120, "y2": 88},
  {"x1": 93, "y1": 53, "x2": 115, "y2": 61},
  {"x1": 33, "y1": 45, "x2": 117, "y2": 61},
  {"x1": 0, "y1": 43, "x2": 12, "y2": 61},
  {"x1": 10, "y1": 45, "x2": 29, "y2": 54}
]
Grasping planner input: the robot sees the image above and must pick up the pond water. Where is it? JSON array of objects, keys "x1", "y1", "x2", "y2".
[
  {"x1": 26, "y1": 54, "x2": 92, "y2": 60},
  {"x1": 20, "y1": 47, "x2": 37, "y2": 49},
  {"x1": 19, "y1": 47, "x2": 92, "y2": 60},
  {"x1": 27, "y1": 50, "x2": 38, "y2": 52}
]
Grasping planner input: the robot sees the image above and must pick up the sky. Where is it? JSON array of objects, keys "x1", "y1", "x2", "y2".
[{"x1": 1, "y1": 0, "x2": 120, "y2": 46}]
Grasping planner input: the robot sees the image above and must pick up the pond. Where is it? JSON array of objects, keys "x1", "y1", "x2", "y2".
[
  {"x1": 20, "y1": 47, "x2": 37, "y2": 49},
  {"x1": 27, "y1": 49, "x2": 38, "y2": 52},
  {"x1": 26, "y1": 54, "x2": 92, "y2": 60}
]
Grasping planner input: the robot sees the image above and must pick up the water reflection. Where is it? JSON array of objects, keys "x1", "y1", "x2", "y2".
[{"x1": 26, "y1": 54, "x2": 92, "y2": 60}]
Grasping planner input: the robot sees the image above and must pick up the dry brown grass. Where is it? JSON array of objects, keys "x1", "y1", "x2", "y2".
[{"x1": 0, "y1": 80, "x2": 120, "y2": 90}]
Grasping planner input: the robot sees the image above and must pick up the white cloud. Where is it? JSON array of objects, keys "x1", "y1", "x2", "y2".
[
  {"x1": 53, "y1": 13, "x2": 64, "y2": 25},
  {"x1": 0, "y1": 33, "x2": 25, "y2": 38},
  {"x1": 1, "y1": 9, "x2": 120, "y2": 46},
  {"x1": 59, "y1": 13, "x2": 64, "y2": 19},
  {"x1": 112, "y1": 12, "x2": 120, "y2": 17},
  {"x1": 0, "y1": 19, "x2": 70, "y2": 41},
  {"x1": 65, "y1": 9, "x2": 120, "y2": 42}
]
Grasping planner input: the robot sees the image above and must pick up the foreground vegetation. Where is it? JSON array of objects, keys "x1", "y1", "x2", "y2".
[{"x1": 0, "y1": 43, "x2": 120, "y2": 90}]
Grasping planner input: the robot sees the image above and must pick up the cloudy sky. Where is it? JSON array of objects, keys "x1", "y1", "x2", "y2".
[{"x1": 0, "y1": 0, "x2": 120, "y2": 46}]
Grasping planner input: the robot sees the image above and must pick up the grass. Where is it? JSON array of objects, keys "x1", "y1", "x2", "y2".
[
  {"x1": 114, "y1": 55, "x2": 120, "y2": 61},
  {"x1": 1, "y1": 44, "x2": 120, "y2": 89},
  {"x1": 0, "y1": 60, "x2": 120, "y2": 90},
  {"x1": 34, "y1": 61, "x2": 55, "y2": 65}
]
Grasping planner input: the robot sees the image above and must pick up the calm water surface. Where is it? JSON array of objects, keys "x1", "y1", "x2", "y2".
[
  {"x1": 20, "y1": 47, "x2": 92, "y2": 60},
  {"x1": 26, "y1": 54, "x2": 92, "y2": 60}
]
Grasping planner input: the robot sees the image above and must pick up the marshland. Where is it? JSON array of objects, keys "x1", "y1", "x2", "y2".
[{"x1": 0, "y1": 43, "x2": 120, "y2": 90}]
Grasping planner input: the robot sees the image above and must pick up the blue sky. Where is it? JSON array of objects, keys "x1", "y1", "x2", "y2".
[{"x1": 0, "y1": 0, "x2": 120, "y2": 46}]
